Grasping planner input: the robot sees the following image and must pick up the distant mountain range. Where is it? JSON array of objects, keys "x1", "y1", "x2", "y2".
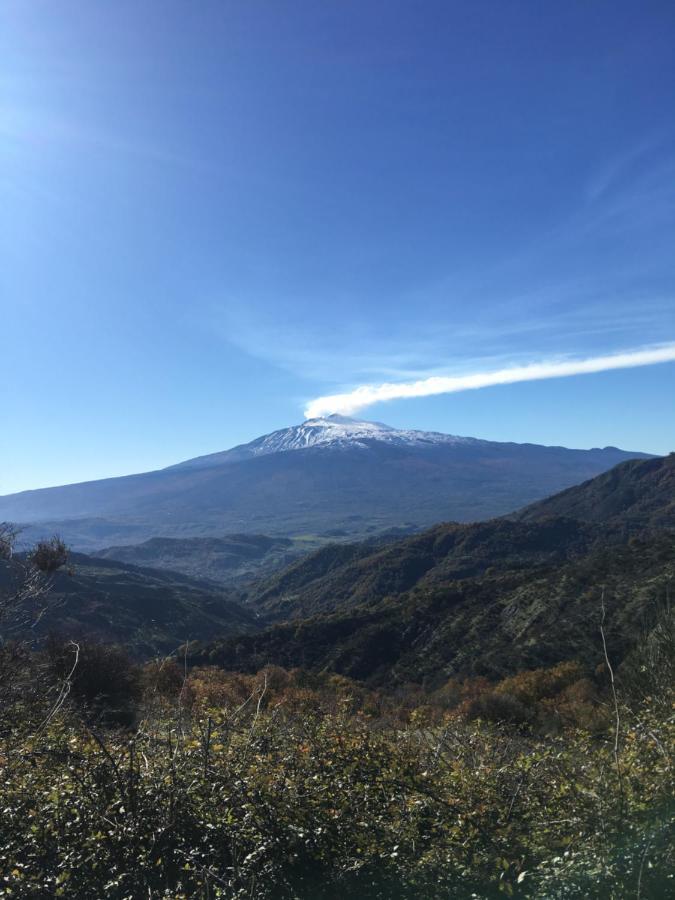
[
  {"x1": 4, "y1": 454, "x2": 673, "y2": 675},
  {"x1": 192, "y1": 454, "x2": 675, "y2": 684},
  {"x1": 0, "y1": 416, "x2": 652, "y2": 550}
]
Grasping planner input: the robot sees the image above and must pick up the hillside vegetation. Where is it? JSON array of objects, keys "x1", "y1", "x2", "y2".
[
  {"x1": 0, "y1": 456, "x2": 673, "y2": 897},
  {"x1": 192, "y1": 456, "x2": 675, "y2": 683},
  {"x1": 246, "y1": 517, "x2": 601, "y2": 620},
  {"x1": 0, "y1": 551, "x2": 257, "y2": 656},
  {"x1": 97, "y1": 534, "x2": 299, "y2": 587},
  {"x1": 194, "y1": 533, "x2": 675, "y2": 683},
  {"x1": 1, "y1": 626, "x2": 672, "y2": 899},
  {"x1": 516, "y1": 453, "x2": 675, "y2": 529},
  {"x1": 249, "y1": 455, "x2": 675, "y2": 621}
]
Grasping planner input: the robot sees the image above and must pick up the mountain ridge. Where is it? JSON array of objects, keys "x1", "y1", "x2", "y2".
[
  {"x1": 0, "y1": 418, "x2": 653, "y2": 551},
  {"x1": 516, "y1": 452, "x2": 675, "y2": 528},
  {"x1": 168, "y1": 415, "x2": 481, "y2": 470},
  {"x1": 192, "y1": 454, "x2": 675, "y2": 682},
  {"x1": 245, "y1": 455, "x2": 675, "y2": 622},
  {"x1": 97, "y1": 533, "x2": 300, "y2": 586}
]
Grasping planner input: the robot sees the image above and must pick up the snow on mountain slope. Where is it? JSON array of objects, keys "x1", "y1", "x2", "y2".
[
  {"x1": 171, "y1": 415, "x2": 478, "y2": 470},
  {"x1": 0, "y1": 414, "x2": 652, "y2": 552}
]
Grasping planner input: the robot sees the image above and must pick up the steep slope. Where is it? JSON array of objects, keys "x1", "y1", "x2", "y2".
[
  {"x1": 516, "y1": 453, "x2": 675, "y2": 530},
  {"x1": 193, "y1": 533, "x2": 675, "y2": 684},
  {"x1": 0, "y1": 417, "x2": 650, "y2": 550},
  {"x1": 0, "y1": 553, "x2": 258, "y2": 656},
  {"x1": 247, "y1": 517, "x2": 602, "y2": 620},
  {"x1": 249, "y1": 450, "x2": 675, "y2": 620},
  {"x1": 193, "y1": 454, "x2": 675, "y2": 683}
]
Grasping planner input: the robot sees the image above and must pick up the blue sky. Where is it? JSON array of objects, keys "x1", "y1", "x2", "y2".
[{"x1": 1, "y1": 0, "x2": 674, "y2": 494}]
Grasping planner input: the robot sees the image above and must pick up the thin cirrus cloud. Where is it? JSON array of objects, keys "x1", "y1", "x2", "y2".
[{"x1": 304, "y1": 343, "x2": 675, "y2": 419}]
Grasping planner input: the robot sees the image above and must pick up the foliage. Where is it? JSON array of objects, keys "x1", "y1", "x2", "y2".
[
  {"x1": 0, "y1": 650, "x2": 672, "y2": 899},
  {"x1": 247, "y1": 517, "x2": 602, "y2": 621},
  {"x1": 517, "y1": 453, "x2": 675, "y2": 531},
  {"x1": 29, "y1": 537, "x2": 69, "y2": 574},
  {"x1": 0, "y1": 524, "x2": 18, "y2": 561},
  {"x1": 46, "y1": 638, "x2": 143, "y2": 727},
  {"x1": 1, "y1": 550, "x2": 259, "y2": 656},
  {"x1": 0, "y1": 526, "x2": 62, "y2": 643},
  {"x1": 191, "y1": 532, "x2": 675, "y2": 685}
]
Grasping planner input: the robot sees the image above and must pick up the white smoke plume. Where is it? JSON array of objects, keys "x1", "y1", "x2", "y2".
[{"x1": 304, "y1": 343, "x2": 675, "y2": 419}]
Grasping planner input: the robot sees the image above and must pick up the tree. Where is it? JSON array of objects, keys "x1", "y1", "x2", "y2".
[{"x1": 0, "y1": 524, "x2": 67, "y2": 644}]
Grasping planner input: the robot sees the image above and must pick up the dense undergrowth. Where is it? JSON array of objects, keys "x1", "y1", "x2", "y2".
[{"x1": 0, "y1": 626, "x2": 673, "y2": 899}]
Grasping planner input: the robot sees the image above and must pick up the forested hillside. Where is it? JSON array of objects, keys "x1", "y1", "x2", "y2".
[
  {"x1": 516, "y1": 453, "x2": 675, "y2": 529},
  {"x1": 0, "y1": 549, "x2": 257, "y2": 656},
  {"x1": 97, "y1": 533, "x2": 299, "y2": 586},
  {"x1": 246, "y1": 517, "x2": 601, "y2": 620},
  {"x1": 195, "y1": 532, "x2": 675, "y2": 683},
  {"x1": 193, "y1": 456, "x2": 675, "y2": 682}
]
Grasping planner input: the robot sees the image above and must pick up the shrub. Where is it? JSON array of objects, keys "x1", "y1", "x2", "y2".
[
  {"x1": 466, "y1": 689, "x2": 532, "y2": 724},
  {"x1": 46, "y1": 637, "x2": 142, "y2": 726},
  {"x1": 30, "y1": 536, "x2": 68, "y2": 573},
  {"x1": 0, "y1": 523, "x2": 18, "y2": 561},
  {"x1": 142, "y1": 658, "x2": 186, "y2": 699},
  {"x1": 0, "y1": 684, "x2": 671, "y2": 899},
  {"x1": 495, "y1": 661, "x2": 586, "y2": 706}
]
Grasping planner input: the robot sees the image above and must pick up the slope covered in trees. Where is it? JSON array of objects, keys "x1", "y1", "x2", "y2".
[
  {"x1": 247, "y1": 517, "x2": 602, "y2": 620},
  {"x1": 195, "y1": 532, "x2": 675, "y2": 683},
  {"x1": 0, "y1": 550, "x2": 257, "y2": 656},
  {"x1": 245, "y1": 456, "x2": 675, "y2": 622},
  {"x1": 97, "y1": 533, "x2": 299, "y2": 586},
  {"x1": 516, "y1": 453, "x2": 675, "y2": 529},
  {"x1": 193, "y1": 455, "x2": 675, "y2": 683}
]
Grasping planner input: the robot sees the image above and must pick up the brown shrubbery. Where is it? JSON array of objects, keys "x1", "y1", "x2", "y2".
[
  {"x1": 134, "y1": 657, "x2": 611, "y2": 736},
  {"x1": 0, "y1": 545, "x2": 671, "y2": 898},
  {"x1": 0, "y1": 641, "x2": 671, "y2": 899}
]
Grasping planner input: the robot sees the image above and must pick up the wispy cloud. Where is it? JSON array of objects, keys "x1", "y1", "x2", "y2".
[
  {"x1": 206, "y1": 145, "x2": 675, "y2": 399},
  {"x1": 585, "y1": 139, "x2": 657, "y2": 204},
  {"x1": 211, "y1": 286, "x2": 674, "y2": 384},
  {"x1": 304, "y1": 343, "x2": 675, "y2": 419},
  {"x1": 0, "y1": 104, "x2": 213, "y2": 172}
]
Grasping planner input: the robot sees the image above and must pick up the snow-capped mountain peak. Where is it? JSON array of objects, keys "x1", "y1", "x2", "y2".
[
  {"x1": 173, "y1": 416, "x2": 476, "y2": 470},
  {"x1": 255, "y1": 415, "x2": 398, "y2": 453}
]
